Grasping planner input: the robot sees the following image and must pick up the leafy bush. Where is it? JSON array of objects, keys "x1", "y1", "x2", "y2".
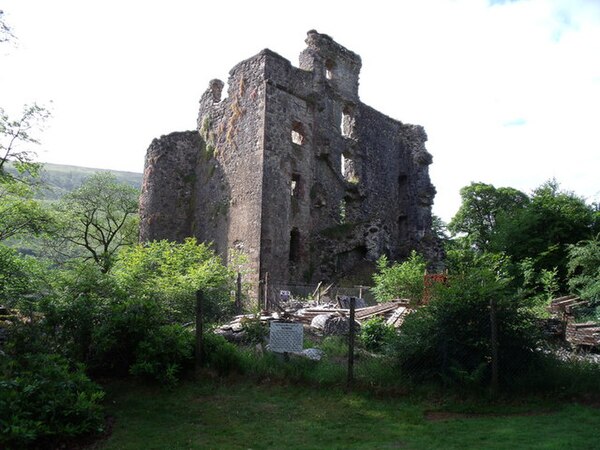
[
  {"x1": 202, "y1": 332, "x2": 244, "y2": 376},
  {"x1": 360, "y1": 317, "x2": 396, "y2": 352},
  {"x1": 372, "y1": 251, "x2": 426, "y2": 303},
  {"x1": 39, "y1": 263, "x2": 119, "y2": 364},
  {"x1": 130, "y1": 324, "x2": 194, "y2": 386},
  {"x1": 393, "y1": 250, "x2": 541, "y2": 389},
  {"x1": 0, "y1": 353, "x2": 105, "y2": 448},
  {"x1": 90, "y1": 296, "x2": 163, "y2": 375},
  {"x1": 517, "y1": 257, "x2": 559, "y2": 318},
  {"x1": 240, "y1": 315, "x2": 268, "y2": 345},
  {"x1": 568, "y1": 235, "x2": 600, "y2": 318},
  {"x1": 0, "y1": 244, "x2": 49, "y2": 311},
  {"x1": 112, "y1": 238, "x2": 234, "y2": 323}
]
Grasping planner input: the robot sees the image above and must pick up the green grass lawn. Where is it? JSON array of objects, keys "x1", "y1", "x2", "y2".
[{"x1": 92, "y1": 379, "x2": 600, "y2": 450}]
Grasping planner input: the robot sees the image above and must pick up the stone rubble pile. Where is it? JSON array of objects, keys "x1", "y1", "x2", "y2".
[{"x1": 214, "y1": 298, "x2": 412, "y2": 344}]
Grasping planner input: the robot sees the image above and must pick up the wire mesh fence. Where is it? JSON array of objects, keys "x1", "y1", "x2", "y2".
[{"x1": 261, "y1": 278, "x2": 376, "y2": 311}]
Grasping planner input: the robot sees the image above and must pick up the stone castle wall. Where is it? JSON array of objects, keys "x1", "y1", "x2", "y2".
[{"x1": 139, "y1": 31, "x2": 441, "y2": 296}]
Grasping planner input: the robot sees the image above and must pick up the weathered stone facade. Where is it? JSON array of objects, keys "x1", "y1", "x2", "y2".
[{"x1": 140, "y1": 31, "x2": 441, "y2": 294}]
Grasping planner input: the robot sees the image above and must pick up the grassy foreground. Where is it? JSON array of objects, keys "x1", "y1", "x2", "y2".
[{"x1": 92, "y1": 379, "x2": 600, "y2": 450}]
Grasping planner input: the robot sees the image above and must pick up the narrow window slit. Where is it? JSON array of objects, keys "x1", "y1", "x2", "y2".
[
  {"x1": 291, "y1": 121, "x2": 305, "y2": 145},
  {"x1": 341, "y1": 105, "x2": 356, "y2": 138},
  {"x1": 291, "y1": 173, "x2": 301, "y2": 197},
  {"x1": 325, "y1": 59, "x2": 335, "y2": 80}
]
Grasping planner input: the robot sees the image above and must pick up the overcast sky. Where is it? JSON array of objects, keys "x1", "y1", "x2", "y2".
[{"x1": 2, "y1": 0, "x2": 599, "y2": 221}]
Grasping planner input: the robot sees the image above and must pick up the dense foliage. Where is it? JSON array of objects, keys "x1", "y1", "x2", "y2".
[
  {"x1": 52, "y1": 172, "x2": 139, "y2": 272},
  {"x1": 491, "y1": 180, "x2": 598, "y2": 286},
  {"x1": 449, "y1": 182, "x2": 529, "y2": 251},
  {"x1": 360, "y1": 317, "x2": 396, "y2": 352},
  {"x1": 393, "y1": 250, "x2": 541, "y2": 389},
  {"x1": 567, "y1": 235, "x2": 600, "y2": 319},
  {"x1": 372, "y1": 251, "x2": 426, "y2": 303},
  {"x1": 0, "y1": 353, "x2": 105, "y2": 448},
  {"x1": 0, "y1": 233, "x2": 236, "y2": 445}
]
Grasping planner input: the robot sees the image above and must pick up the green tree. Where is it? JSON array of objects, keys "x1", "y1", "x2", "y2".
[
  {"x1": 372, "y1": 251, "x2": 426, "y2": 303},
  {"x1": 0, "y1": 244, "x2": 49, "y2": 309},
  {"x1": 53, "y1": 172, "x2": 139, "y2": 272},
  {"x1": 449, "y1": 182, "x2": 528, "y2": 251},
  {"x1": 112, "y1": 238, "x2": 233, "y2": 323},
  {"x1": 491, "y1": 180, "x2": 597, "y2": 286},
  {"x1": 0, "y1": 104, "x2": 53, "y2": 240},
  {"x1": 431, "y1": 214, "x2": 450, "y2": 245},
  {"x1": 567, "y1": 235, "x2": 600, "y2": 312},
  {"x1": 393, "y1": 249, "x2": 540, "y2": 389},
  {"x1": 1, "y1": 103, "x2": 51, "y2": 181}
]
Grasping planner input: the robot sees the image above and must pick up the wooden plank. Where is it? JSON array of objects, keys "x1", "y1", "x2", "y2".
[
  {"x1": 551, "y1": 294, "x2": 579, "y2": 305},
  {"x1": 386, "y1": 307, "x2": 407, "y2": 327},
  {"x1": 355, "y1": 303, "x2": 400, "y2": 320}
]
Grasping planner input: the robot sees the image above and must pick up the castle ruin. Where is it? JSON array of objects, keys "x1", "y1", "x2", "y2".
[{"x1": 139, "y1": 30, "x2": 440, "y2": 296}]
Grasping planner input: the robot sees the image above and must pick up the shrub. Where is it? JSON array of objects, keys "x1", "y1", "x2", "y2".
[
  {"x1": 202, "y1": 332, "x2": 244, "y2": 376},
  {"x1": 567, "y1": 236, "x2": 600, "y2": 319},
  {"x1": 240, "y1": 315, "x2": 268, "y2": 345},
  {"x1": 393, "y1": 250, "x2": 541, "y2": 389},
  {"x1": 0, "y1": 353, "x2": 105, "y2": 448},
  {"x1": 130, "y1": 324, "x2": 194, "y2": 386},
  {"x1": 112, "y1": 238, "x2": 234, "y2": 324},
  {"x1": 372, "y1": 251, "x2": 426, "y2": 303},
  {"x1": 360, "y1": 317, "x2": 396, "y2": 352},
  {"x1": 90, "y1": 296, "x2": 164, "y2": 375},
  {"x1": 0, "y1": 244, "x2": 49, "y2": 312}
]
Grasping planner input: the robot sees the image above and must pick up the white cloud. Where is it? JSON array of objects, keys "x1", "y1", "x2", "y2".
[{"x1": 1, "y1": 0, "x2": 599, "y2": 221}]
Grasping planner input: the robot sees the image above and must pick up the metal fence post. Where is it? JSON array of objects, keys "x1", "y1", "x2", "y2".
[{"x1": 347, "y1": 296, "x2": 356, "y2": 389}]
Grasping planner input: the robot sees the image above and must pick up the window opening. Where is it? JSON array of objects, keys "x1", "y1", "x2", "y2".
[
  {"x1": 341, "y1": 105, "x2": 356, "y2": 138},
  {"x1": 325, "y1": 59, "x2": 335, "y2": 80},
  {"x1": 342, "y1": 154, "x2": 358, "y2": 183},
  {"x1": 291, "y1": 121, "x2": 305, "y2": 145},
  {"x1": 291, "y1": 173, "x2": 301, "y2": 198}
]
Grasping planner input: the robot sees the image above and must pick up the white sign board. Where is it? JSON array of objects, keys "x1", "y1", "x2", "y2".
[{"x1": 269, "y1": 322, "x2": 303, "y2": 353}]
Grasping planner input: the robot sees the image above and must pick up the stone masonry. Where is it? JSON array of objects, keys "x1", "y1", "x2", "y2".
[{"x1": 139, "y1": 30, "x2": 441, "y2": 296}]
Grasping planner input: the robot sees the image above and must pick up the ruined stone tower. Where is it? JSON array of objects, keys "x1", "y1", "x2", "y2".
[{"x1": 139, "y1": 30, "x2": 440, "y2": 295}]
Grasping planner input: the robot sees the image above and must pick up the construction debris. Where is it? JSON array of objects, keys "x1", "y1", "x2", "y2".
[{"x1": 214, "y1": 297, "x2": 413, "y2": 343}]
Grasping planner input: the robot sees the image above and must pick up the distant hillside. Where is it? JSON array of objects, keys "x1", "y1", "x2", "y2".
[{"x1": 10, "y1": 163, "x2": 143, "y2": 200}]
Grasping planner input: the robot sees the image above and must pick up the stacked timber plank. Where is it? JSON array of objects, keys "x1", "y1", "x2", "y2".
[
  {"x1": 214, "y1": 298, "x2": 414, "y2": 341},
  {"x1": 549, "y1": 294, "x2": 600, "y2": 348},
  {"x1": 566, "y1": 322, "x2": 600, "y2": 347},
  {"x1": 549, "y1": 295, "x2": 580, "y2": 318},
  {"x1": 294, "y1": 299, "x2": 412, "y2": 328}
]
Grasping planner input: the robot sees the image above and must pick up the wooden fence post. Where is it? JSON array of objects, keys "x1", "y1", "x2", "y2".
[
  {"x1": 195, "y1": 290, "x2": 204, "y2": 376},
  {"x1": 263, "y1": 272, "x2": 269, "y2": 311},
  {"x1": 347, "y1": 296, "x2": 356, "y2": 389},
  {"x1": 235, "y1": 272, "x2": 242, "y2": 314},
  {"x1": 490, "y1": 297, "x2": 499, "y2": 397}
]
